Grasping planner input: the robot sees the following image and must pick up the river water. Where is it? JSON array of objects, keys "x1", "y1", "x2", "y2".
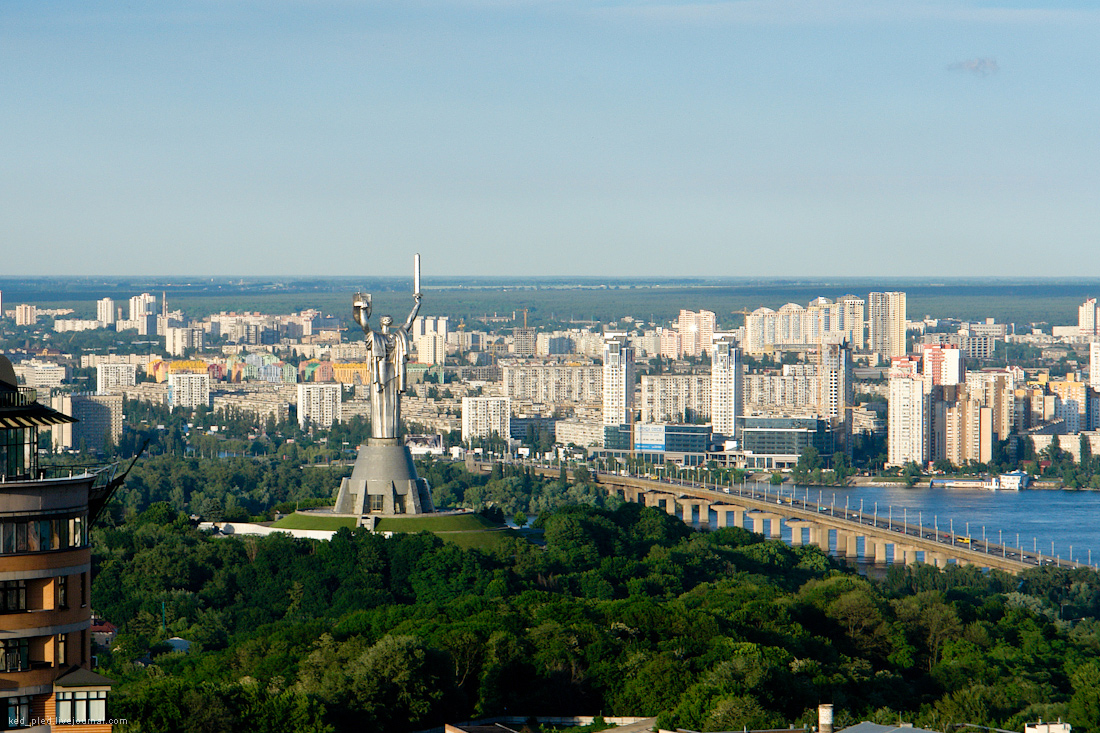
[{"x1": 695, "y1": 482, "x2": 1100, "y2": 567}]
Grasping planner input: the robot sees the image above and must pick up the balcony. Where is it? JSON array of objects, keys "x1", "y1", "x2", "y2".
[{"x1": 0, "y1": 387, "x2": 37, "y2": 408}]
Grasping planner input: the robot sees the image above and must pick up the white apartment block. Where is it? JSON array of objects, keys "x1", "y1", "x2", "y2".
[
  {"x1": 82, "y1": 353, "x2": 149, "y2": 369},
  {"x1": 166, "y1": 327, "x2": 205, "y2": 357},
  {"x1": 12, "y1": 361, "x2": 67, "y2": 389},
  {"x1": 555, "y1": 418, "x2": 605, "y2": 448},
  {"x1": 1091, "y1": 341, "x2": 1100, "y2": 391},
  {"x1": 887, "y1": 357, "x2": 928, "y2": 467},
  {"x1": 1080, "y1": 298, "x2": 1099, "y2": 337},
  {"x1": 641, "y1": 374, "x2": 710, "y2": 424},
  {"x1": 743, "y1": 297, "x2": 865, "y2": 355},
  {"x1": 710, "y1": 338, "x2": 742, "y2": 438},
  {"x1": 745, "y1": 372, "x2": 819, "y2": 413},
  {"x1": 297, "y1": 383, "x2": 342, "y2": 429},
  {"x1": 602, "y1": 333, "x2": 635, "y2": 426},
  {"x1": 920, "y1": 344, "x2": 964, "y2": 388},
  {"x1": 413, "y1": 316, "x2": 449, "y2": 341},
  {"x1": 96, "y1": 363, "x2": 138, "y2": 394},
  {"x1": 462, "y1": 396, "x2": 511, "y2": 442},
  {"x1": 53, "y1": 319, "x2": 101, "y2": 332},
  {"x1": 659, "y1": 328, "x2": 682, "y2": 359},
  {"x1": 415, "y1": 334, "x2": 446, "y2": 365},
  {"x1": 677, "y1": 309, "x2": 716, "y2": 358},
  {"x1": 168, "y1": 372, "x2": 211, "y2": 410},
  {"x1": 129, "y1": 293, "x2": 157, "y2": 321},
  {"x1": 97, "y1": 297, "x2": 116, "y2": 326},
  {"x1": 14, "y1": 304, "x2": 37, "y2": 326},
  {"x1": 501, "y1": 364, "x2": 602, "y2": 404},
  {"x1": 869, "y1": 291, "x2": 907, "y2": 359}
]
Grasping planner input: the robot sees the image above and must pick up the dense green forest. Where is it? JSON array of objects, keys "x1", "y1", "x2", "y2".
[{"x1": 89, "y1": 461, "x2": 1100, "y2": 733}]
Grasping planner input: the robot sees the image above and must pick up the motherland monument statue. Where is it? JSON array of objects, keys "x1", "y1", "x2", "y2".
[{"x1": 334, "y1": 254, "x2": 435, "y2": 521}]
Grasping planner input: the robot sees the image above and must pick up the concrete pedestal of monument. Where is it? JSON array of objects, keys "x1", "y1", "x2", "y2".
[{"x1": 334, "y1": 438, "x2": 435, "y2": 520}]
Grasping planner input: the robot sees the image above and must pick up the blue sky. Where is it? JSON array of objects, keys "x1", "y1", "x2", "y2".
[{"x1": 2, "y1": 1, "x2": 1098, "y2": 277}]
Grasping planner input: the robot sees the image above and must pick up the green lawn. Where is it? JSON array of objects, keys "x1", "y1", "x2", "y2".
[
  {"x1": 271, "y1": 514, "x2": 357, "y2": 530},
  {"x1": 373, "y1": 513, "x2": 496, "y2": 532},
  {"x1": 271, "y1": 511, "x2": 521, "y2": 549}
]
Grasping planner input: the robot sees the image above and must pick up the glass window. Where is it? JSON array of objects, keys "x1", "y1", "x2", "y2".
[
  {"x1": 58, "y1": 575, "x2": 67, "y2": 608},
  {"x1": 15, "y1": 523, "x2": 26, "y2": 553},
  {"x1": 58, "y1": 633, "x2": 66, "y2": 666},
  {"x1": 57, "y1": 691, "x2": 107, "y2": 724},
  {"x1": 38, "y1": 521, "x2": 50, "y2": 551},
  {"x1": 26, "y1": 523, "x2": 38, "y2": 553},
  {"x1": 56, "y1": 692, "x2": 72, "y2": 724},
  {"x1": 57, "y1": 518, "x2": 68, "y2": 549},
  {"x1": 0, "y1": 580, "x2": 26, "y2": 613},
  {"x1": 50, "y1": 519, "x2": 60, "y2": 550},
  {"x1": 5, "y1": 695, "x2": 30, "y2": 728},
  {"x1": 1, "y1": 523, "x2": 11, "y2": 554},
  {"x1": 89, "y1": 695, "x2": 107, "y2": 722}
]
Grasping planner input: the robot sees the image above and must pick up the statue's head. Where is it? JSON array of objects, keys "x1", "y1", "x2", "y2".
[{"x1": 380, "y1": 315, "x2": 393, "y2": 329}]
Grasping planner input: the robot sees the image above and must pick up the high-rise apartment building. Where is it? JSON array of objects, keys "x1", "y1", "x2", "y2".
[
  {"x1": 921, "y1": 344, "x2": 964, "y2": 388},
  {"x1": 167, "y1": 372, "x2": 210, "y2": 410},
  {"x1": 602, "y1": 333, "x2": 635, "y2": 426},
  {"x1": 869, "y1": 291, "x2": 907, "y2": 359},
  {"x1": 49, "y1": 394, "x2": 124, "y2": 452},
  {"x1": 297, "y1": 383, "x2": 341, "y2": 429},
  {"x1": 838, "y1": 295, "x2": 866, "y2": 349},
  {"x1": 965, "y1": 370, "x2": 1016, "y2": 441},
  {"x1": 710, "y1": 338, "x2": 743, "y2": 440},
  {"x1": 943, "y1": 389, "x2": 993, "y2": 466},
  {"x1": 461, "y1": 396, "x2": 511, "y2": 442},
  {"x1": 501, "y1": 364, "x2": 602, "y2": 403},
  {"x1": 887, "y1": 356, "x2": 927, "y2": 467},
  {"x1": 165, "y1": 327, "x2": 205, "y2": 357},
  {"x1": 677, "y1": 310, "x2": 716, "y2": 358},
  {"x1": 415, "y1": 334, "x2": 446, "y2": 365},
  {"x1": 1091, "y1": 341, "x2": 1100, "y2": 391},
  {"x1": 96, "y1": 363, "x2": 137, "y2": 394},
  {"x1": 95, "y1": 298, "x2": 115, "y2": 327},
  {"x1": 820, "y1": 341, "x2": 852, "y2": 422},
  {"x1": 14, "y1": 304, "x2": 37, "y2": 327},
  {"x1": 658, "y1": 328, "x2": 682, "y2": 360},
  {"x1": 744, "y1": 297, "x2": 864, "y2": 354},
  {"x1": 0, "y1": 358, "x2": 115, "y2": 729},
  {"x1": 1079, "y1": 298, "x2": 1099, "y2": 337},
  {"x1": 512, "y1": 328, "x2": 537, "y2": 357},
  {"x1": 128, "y1": 293, "x2": 157, "y2": 322},
  {"x1": 640, "y1": 374, "x2": 710, "y2": 424}
]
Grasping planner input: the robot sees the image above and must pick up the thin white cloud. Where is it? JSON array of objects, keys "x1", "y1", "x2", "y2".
[
  {"x1": 587, "y1": 0, "x2": 1100, "y2": 26},
  {"x1": 948, "y1": 58, "x2": 999, "y2": 75}
]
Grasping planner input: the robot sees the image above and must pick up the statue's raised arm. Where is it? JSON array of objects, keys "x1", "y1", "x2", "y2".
[
  {"x1": 403, "y1": 292, "x2": 422, "y2": 333},
  {"x1": 353, "y1": 292, "x2": 372, "y2": 335}
]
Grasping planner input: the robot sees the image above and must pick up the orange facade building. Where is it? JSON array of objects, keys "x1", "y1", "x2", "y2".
[{"x1": 0, "y1": 357, "x2": 115, "y2": 731}]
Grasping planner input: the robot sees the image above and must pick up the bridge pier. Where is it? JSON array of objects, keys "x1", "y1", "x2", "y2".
[
  {"x1": 843, "y1": 531, "x2": 859, "y2": 558},
  {"x1": 873, "y1": 539, "x2": 889, "y2": 564},
  {"x1": 787, "y1": 520, "x2": 812, "y2": 546},
  {"x1": 712, "y1": 505, "x2": 746, "y2": 529},
  {"x1": 810, "y1": 526, "x2": 832, "y2": 552}
]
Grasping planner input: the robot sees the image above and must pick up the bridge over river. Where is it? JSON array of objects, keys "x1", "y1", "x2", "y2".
[{"x1": 472, "y1": 461, "x2": 1089, "y2": 574}]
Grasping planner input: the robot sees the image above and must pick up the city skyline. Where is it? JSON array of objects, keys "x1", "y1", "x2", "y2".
[{"x1": 4, "y1": 0, "x2": 1099, "y2": 277}]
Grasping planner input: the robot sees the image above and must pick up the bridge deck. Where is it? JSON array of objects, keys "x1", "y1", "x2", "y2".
[{"x1": 473, "y1": 461, "x2": 1085, "y2": 574}]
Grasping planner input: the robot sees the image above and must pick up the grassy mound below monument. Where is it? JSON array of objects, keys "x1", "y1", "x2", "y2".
[
  {"x1": 272, "y1": 511, "x2": 520, "y2": 549},
  {"x1": 271, "y1": 513, "x2": 357, "y2": 530}
]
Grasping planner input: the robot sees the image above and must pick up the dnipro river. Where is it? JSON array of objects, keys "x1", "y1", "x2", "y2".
[{"x1": 694, "y1": 482, "x2": 1100, "y2": 568}]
